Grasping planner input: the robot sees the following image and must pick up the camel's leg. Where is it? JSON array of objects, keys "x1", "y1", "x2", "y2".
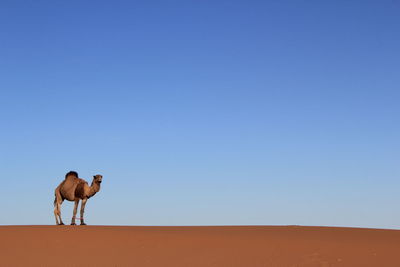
[
  {"x1": 80, "y1": 198, "x2": 88, "y2": 225},
  {"x1": 58, "y1": 201, "x2": 64, "y2": 225},
  {"x1": 54, "y1": 200, "x2": 59, "y2": 225},
  {"x1": 54, "y1": 191, "x2": 64, "y2": 225},
  {"x1": 71, "y1": 199, "x2": 79, "y2": 225},
  {"x1": 54, "y1": 199, "x2": 64, "y2": 225}
]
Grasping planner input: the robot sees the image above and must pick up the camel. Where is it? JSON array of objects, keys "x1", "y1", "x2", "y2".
[{"x1": 54, "y1": 171, "x2": 103, "y2": 225}]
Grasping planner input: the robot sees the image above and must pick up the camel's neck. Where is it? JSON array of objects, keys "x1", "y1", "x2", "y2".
[{"x1": 88, "y1": 180, "x2": 101, "y2": 198}]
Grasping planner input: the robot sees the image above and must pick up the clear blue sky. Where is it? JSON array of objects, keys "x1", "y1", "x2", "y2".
[{"x1": 1, "y1": 1, "x2": 399, "y2": 228}]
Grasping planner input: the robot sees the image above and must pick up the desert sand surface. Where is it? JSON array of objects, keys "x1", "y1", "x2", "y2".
[{"x1": 0, "y1": 226, "x2": 399, "y2": 267}]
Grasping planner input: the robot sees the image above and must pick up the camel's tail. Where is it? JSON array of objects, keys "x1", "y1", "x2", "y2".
[{"x1": 53, "y1": 195, "x2": 57, "y2": 207}]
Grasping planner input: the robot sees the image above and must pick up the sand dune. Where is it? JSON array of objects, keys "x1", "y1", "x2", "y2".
[{"x1": 0, "y1": 225, "x2": 399, "y2": 266}]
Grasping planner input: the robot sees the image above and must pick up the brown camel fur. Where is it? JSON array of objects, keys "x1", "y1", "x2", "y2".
[{"x1": 54, "y1": 171, "x2": 103, "y2": 225}]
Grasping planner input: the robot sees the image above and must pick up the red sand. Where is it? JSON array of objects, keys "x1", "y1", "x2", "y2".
[{"x1": 0, "y1": 226, "x2": 399, "y2": 266}]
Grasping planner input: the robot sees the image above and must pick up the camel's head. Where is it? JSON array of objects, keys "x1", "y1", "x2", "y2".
[{"x1": 93, "y1": 174, "x2": 103, "y2": 184}]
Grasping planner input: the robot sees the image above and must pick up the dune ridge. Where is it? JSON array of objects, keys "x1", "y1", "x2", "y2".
[{"x1": 0, "y1": 225, "x2": 399, "y2": 266}]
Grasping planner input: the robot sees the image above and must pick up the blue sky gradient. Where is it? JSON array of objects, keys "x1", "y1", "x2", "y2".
[{"x1": 1, "y1": 1, "x2": 399, "y2": 228}]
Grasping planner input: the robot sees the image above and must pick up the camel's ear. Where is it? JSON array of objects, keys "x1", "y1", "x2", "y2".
[{"x1": 93, "y1": 175, "x2": 96, "y2": 179}]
